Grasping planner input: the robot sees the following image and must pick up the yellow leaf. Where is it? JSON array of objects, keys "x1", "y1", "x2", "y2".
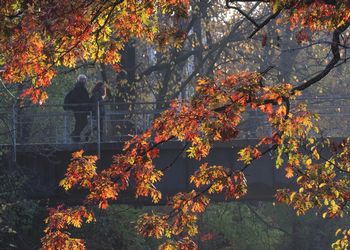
[
  {"x1": 308, "y1": 138, "x2": 315, "y2": 144},
  {"x1": 59, "y1": 179, "x2": 71, "y2": 191},
  {"x1": 305, "y1": 159, "x2": 312, "y2": 165},
  {"x1": 335, "y1": 190, "x2": 340, "y2": 198},
  {"x1": 312, "y1": 150, "x2": 320, "y2": 160},
  {"x1": 86, "y1": 213, "x2": 94, "y2": 223},
  {"x1": 276, "y1": 155, "x2": 284, "y2": 169},
  {"x1": 290, "y1": 192, "x2": 296, "y2": 201},
  {"x1": 319, "y1": 183, "x2": 326, "y2": 188}
]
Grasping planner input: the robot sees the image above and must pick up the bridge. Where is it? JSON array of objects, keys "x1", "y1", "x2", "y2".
[{"x1": 0, "y1": 97, "x2": 349, "y2": 204}]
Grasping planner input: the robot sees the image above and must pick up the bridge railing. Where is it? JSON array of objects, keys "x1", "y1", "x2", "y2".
[
  {"x1": 297, "y1": 97, "x2": 350, "y2": 137},
  {"x1": 0, "y1": 97, "x2": 350, "y2": 148},
  {"x1": 0, "y1": 102, "x2": 160, "y2": 145}
]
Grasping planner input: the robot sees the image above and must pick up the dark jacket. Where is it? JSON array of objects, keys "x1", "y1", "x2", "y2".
[
  {"x1": 90, "y1": 89, "x2": 105, "y2": 117},
  {"x1": 67, "y1": 86, "x2": 90, "y2": 112}
]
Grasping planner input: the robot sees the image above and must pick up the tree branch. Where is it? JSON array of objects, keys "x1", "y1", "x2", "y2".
[
  {"x1": 248, "y1": 9, "x2": 282, "y2": 38},
  {"x1": 292, "y1": 19, "x2": 350, "y2": 93},
  {"x1": 226, "y1": 4, "x2": 259, "y2": 27}
]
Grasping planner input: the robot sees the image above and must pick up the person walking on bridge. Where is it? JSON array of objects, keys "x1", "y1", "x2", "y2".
[{"x1": 64, "y1": 74, "x2": 90, "y2": 142}]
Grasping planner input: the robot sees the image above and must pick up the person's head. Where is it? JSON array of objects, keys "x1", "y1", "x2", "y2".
[
  {"x1": 93, "y1": 81, "x2": 106, "y2": 97},
  {"x1": 76, "y1": 74, "x2": 87, "y2": 88}
]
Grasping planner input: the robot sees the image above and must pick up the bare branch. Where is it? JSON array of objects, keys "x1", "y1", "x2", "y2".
[
  {"x1": 248, "y1": 9, "x2": 282, "y2": 38},
  {"x1": 292, "y1": 20, "x2": 350, "y2": 92}
]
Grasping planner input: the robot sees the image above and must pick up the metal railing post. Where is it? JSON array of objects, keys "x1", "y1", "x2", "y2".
[
  {"x1": 12, "y1": 104, "x2": 16, "y2": 163},
  {"x1": 104, "y1": 112, "x2": 107, "y2": 141},
  {"x1": 89, "y1": 110, "x2": 93, "y2": 141},
  {"x1": 63, "y1": 114, "x2": 68, "y2": 143},
  {"x1": 97, "y1": 101, "x2": 101, "y2": 159}
]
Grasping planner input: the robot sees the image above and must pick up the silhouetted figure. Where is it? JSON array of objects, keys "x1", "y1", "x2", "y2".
[
  {"x1": 90, "y1": 81, "x2": 107, "y2": 140},
  {"x1": 64, "y1": 74, "x2": 90, "y2": 142}
]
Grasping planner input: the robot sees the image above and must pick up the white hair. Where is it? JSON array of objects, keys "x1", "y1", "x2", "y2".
[
  {"x1": 76, "y1": 74, "x2": 87, "y2": 87},
  {"x1": 77, "y1": 74, "x2": 87, "y2": 83}
]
